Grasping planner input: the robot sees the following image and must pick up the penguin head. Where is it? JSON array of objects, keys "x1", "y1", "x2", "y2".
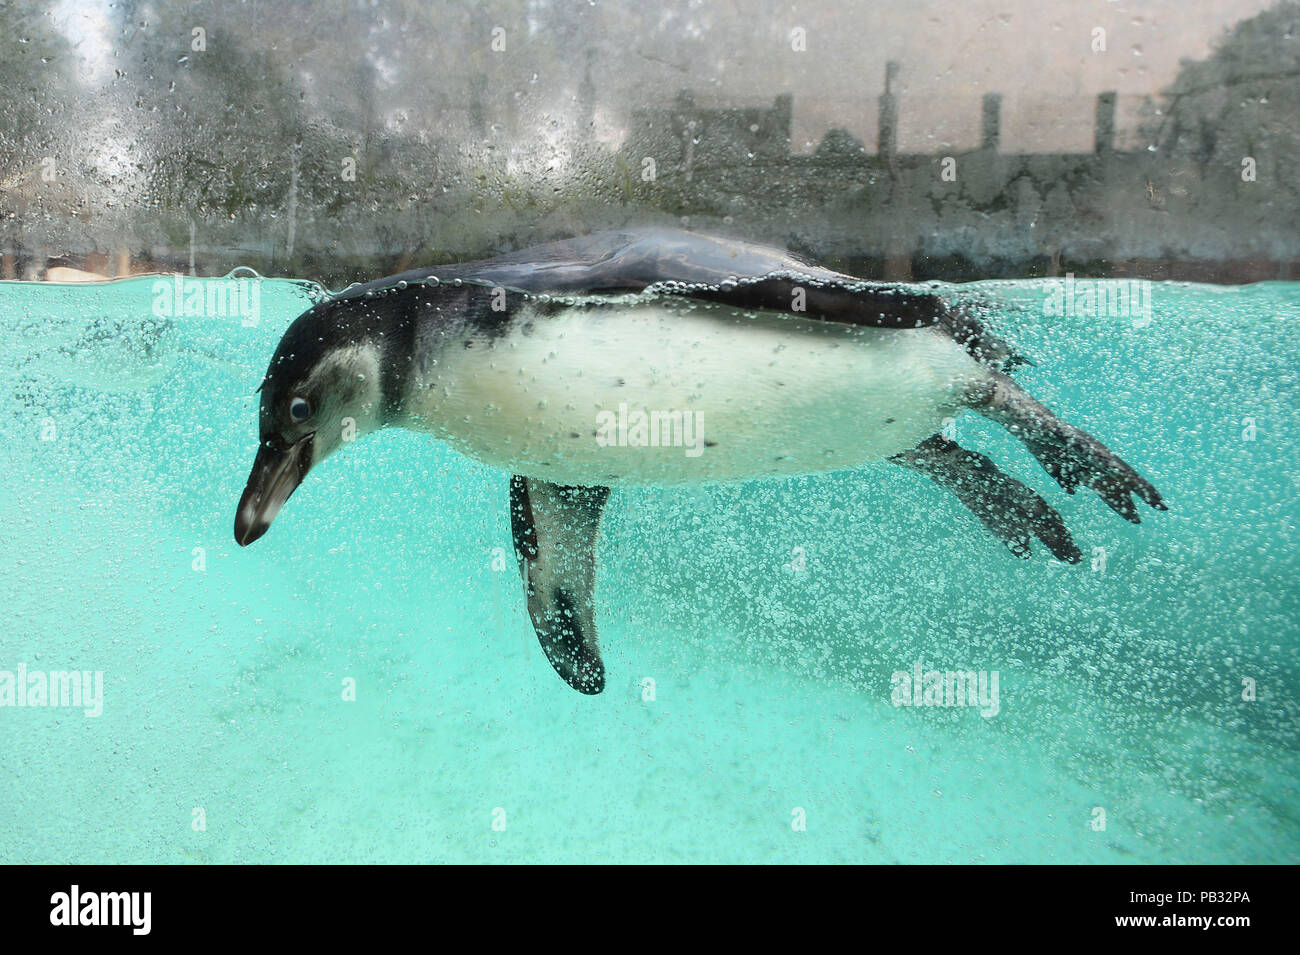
[{"x1": 235, "y1": 300, "x2": 391, "y2": 547}]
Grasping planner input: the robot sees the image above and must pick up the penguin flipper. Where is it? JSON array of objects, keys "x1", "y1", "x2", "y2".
[
  {"x1": 890, "y1": 435, "x2": 1083, "y2": 564},
  {"x1": 661, "y1": 274, "x2": 947, "y2": 329},
  {"x1": 656, "y1": 276, "x2": 1023, "y2": 367},
  {"x1": 509, "y1": 476, "x2": 611, "y2": 694}
]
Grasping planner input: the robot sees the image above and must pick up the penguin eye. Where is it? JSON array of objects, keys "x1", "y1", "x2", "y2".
[{"x1": 288, "y1": 396, "x2": 312, "y2": 422}]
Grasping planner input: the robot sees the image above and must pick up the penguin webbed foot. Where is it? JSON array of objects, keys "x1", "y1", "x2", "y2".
[
  {"x1": 892, "y1": 435, "x2": 1083, "y2": 564},
  {"x1": 1015, "y1": 426, "x2": 1166, "y2": 523},
  {"x1": 979, "y1": 371, "x2": 1167, "y2": 523}
]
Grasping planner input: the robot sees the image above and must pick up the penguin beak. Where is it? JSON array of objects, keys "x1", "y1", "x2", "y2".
[{"x1": 234, "y1": 434, "x2": 314, "y2": 546}]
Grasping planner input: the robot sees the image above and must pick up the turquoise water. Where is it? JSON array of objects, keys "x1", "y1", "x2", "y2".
[{"x1": 1, "y1": 275, "x2": 1297, "y2": 864}]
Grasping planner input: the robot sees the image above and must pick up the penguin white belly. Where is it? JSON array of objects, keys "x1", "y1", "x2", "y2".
[{"x1": 407, "y1": 303, "x2": 990, "y2": 486}]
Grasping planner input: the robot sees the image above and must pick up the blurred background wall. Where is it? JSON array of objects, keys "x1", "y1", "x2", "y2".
[{"x1": 1, "y1": 0, "x2": 1296, "y2": 285}]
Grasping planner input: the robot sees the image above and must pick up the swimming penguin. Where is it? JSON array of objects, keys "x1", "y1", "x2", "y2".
[{"x1": 234, "y1": 228, "x2": 1165, "y2": 694}]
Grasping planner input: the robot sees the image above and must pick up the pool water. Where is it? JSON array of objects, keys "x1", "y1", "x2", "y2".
[{"x1": 1, "y1": 275, "x2": 1296, "y2": 863}]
